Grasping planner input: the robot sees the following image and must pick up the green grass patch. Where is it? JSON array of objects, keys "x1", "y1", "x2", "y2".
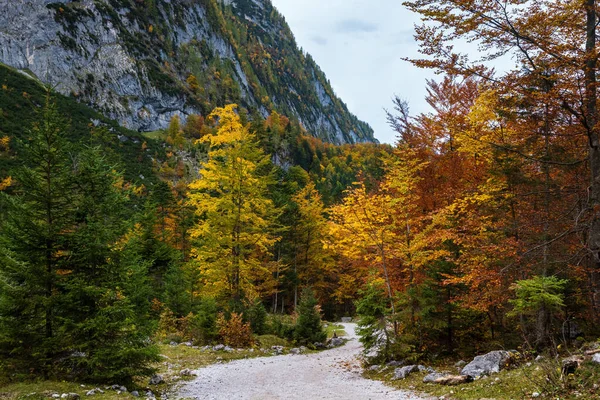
[
  {"x1": 142, "y1": 130, "x2": 166, "y2": 140},
  {"x1": 366, "y1": 359, "x2": 600, "y2": 399},
  {"x1": 0, "y1": 344, "x2": 269, "y2": 400},
  {"x1": 365, "y1": 363, "x2": 545, "y2": 399},
  {"x1": 255, "y1": 334, "x2": 291, "y2": 348},
  {"x1": 324, "y1": 323, "x2": 346, "y2": 339}
]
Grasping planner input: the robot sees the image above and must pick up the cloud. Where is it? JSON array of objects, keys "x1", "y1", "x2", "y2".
[
  {"x1": 310, "y1": 35, "x2": 328, "y2": 46},
  {"x1": 335, "y1": 19, "x2": 378, "y2": 34}
]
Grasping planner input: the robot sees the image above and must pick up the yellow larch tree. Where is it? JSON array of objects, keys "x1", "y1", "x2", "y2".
[{"x1": 187, "y1": 104, "x2": 280, "y2": 304}]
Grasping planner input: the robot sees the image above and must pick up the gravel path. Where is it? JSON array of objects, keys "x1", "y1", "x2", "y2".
[{"x1": 176, "y1": 323, "x2": 426, "y2": 400}]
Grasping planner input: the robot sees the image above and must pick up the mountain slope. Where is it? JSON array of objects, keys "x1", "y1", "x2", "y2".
[{"x1": 0, "y1": 0, "x2": 375, "y2": 144}]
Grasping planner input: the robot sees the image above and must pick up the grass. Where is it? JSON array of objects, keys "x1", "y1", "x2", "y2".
[
  {"x1": 365, "y1": 358, "x2": 600, "y2": 399},
  {"x1": 324, "y1": 323, "x2": 346, "y2": 339},
  {"x1": 0, "y1": 344, "x2": 270, "y2": 400},
  {"x1": 142, "y1": 130, "x2": 166, "y2": 140}
]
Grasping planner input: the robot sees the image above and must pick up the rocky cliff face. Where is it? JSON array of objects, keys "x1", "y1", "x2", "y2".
[{"x1": 0, "y1": 0, "x2": 375, "y2": 144}]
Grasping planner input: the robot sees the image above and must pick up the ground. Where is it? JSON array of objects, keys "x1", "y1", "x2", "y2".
[{"x1": 175, "y1": 323, "x2": 426, "y2": 400}]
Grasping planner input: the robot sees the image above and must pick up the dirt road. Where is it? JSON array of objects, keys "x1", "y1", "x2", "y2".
[{"x1": 176, "y1": 323, "x2": 425, "y2": 400}]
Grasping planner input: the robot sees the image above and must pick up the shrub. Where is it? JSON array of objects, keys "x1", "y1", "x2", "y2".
[
  {"x1": 188, "y1": 298, "x2": 219, "y2": 344},
  {"x1": 267, "y1": 314, "x2": 296, "y2": 340},
  {"x1": 246, "y1": 299, "x2": 267, "y2": 335},
  {"x1": 294, "y1": 288, "x2": 326, "y2": 345},
  {"x1": 217, "y1": 312, "x2": 254, "y2": 348}
]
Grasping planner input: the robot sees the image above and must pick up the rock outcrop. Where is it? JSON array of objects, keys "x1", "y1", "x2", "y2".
[{"x1": 0, "y1": 0, "x2": 375, "y2": 144}]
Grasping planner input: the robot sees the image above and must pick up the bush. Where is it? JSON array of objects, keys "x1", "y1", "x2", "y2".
[
  {"x1": 217, "y1": 312, "x2": 254, "y2": 348},
  {"x1": 267, "y1": 314, "x2": 296, "y2": 340},
  {"x1": 246, "y1": 299, "x2": 267, "y2": 335},
  {"x1": 294, "y1": 288, "x2": 326, "y2": 345},
  {"x1": 188, "y1": 298, "x2": 219, "y2": 344},
  {"x1": 355, "y1": 278, "x2": 397, "y2": 363}
]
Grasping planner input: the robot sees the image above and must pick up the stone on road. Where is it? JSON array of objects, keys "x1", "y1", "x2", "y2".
[{"x1": 176, "y1": 323, "x2": 426, "y2": 400}]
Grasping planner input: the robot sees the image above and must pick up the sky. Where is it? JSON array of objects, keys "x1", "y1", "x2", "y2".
[{"x1": 269, "y1": 0, "x2": 437, "y2": 144}]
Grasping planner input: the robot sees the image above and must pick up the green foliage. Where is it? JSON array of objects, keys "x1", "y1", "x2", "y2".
[
  {"x1": 355, "y1": 278, "x2": 394, "y2": 363},
  {"x1": 510, "y1": 276, "x2": 568, "y2": 316},
  {"x1": 293, "y1": 288, "x2": 326, "y2": 345},
  {"x1": 189, "y1": 298, "x2": 219, "y2": 344},
  {"x1": 0, "y1": 98, "x2": 159, "y2": 382},
  {"x1": 267, "y1": 314, "x2": 296, "y2": 340},
  {"x1": 246, "y1": 300, "x2": 268, "y2": 335}
]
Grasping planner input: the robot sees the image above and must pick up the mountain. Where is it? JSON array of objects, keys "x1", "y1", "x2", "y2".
[{"x1": 0, "y1": 0, "x2": 376, "y2": 144}]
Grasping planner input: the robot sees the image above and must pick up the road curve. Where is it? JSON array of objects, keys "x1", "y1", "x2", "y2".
[{"x1": 175, "y1": 323, "x2": 426, "y2": 400}]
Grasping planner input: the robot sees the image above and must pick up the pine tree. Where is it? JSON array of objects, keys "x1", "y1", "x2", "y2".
[
  {"x1": 58, "y1": 147, "x2": 159, "y2": 382},
  {"x1": 294, "y1": 288, "x2": 326, "y2": 345},
  {"x1": 0, "y1": 95, "x2": 74, "y2": 377}
]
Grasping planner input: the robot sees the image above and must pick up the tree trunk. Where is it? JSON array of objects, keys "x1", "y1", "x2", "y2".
[{"x1": 585, "y1": 0, "x2": 600, "y2": 321}]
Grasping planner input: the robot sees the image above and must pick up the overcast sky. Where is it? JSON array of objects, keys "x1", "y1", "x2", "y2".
[{"x1": 269, "y1": 0, "x2": 436, "y2": 144}]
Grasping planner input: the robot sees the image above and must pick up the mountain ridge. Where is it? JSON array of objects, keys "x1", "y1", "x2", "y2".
[{"x1": 0, "y1": 0, "x2": 376, "y2": 144}]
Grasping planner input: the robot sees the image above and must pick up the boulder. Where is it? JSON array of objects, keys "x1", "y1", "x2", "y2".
[
  {"x1": 386, "y1": 360, "x2": 405, "y2": 367},
  {"x1": 561, "y1": 355, "x2": 585, "y2": 377},
  {"x1": 460, "y1": 350, "x2": 512, "y2": 378},
  {"x1": 180, "y1": 368, "x2": 195, "y2": 376},
  {"x1": 327, "y1": 337, "x2": 344, "y2": 348},
  {"x1": 423, "y1": 372, "x2": 448, "y2": 383},
  {"x1": 213, "y1": 344, "x2": 225, "y2": 351},
  {"x1": 592, "y1": 353, "x2": 600, "y2": 364},
  {"x1": 131, "y1": 391, "x2": 140, "y2": 397},
  {"x1": 271, "y1": 345, "x2": 284, "y2": 355},
  {"x1": 341, "y1": 317, "x2": 352, "y2": 323},
  {"x1": 454, "y1": 360, "x2": 467, "y2": 368},
  {"x1": 313, "y1": 342, "x2": 326, "y2": 349},
  {"x1": 435, "y1": 375, "x2": 473, "y2": 385},
  {"x1": 149, "y1": 374, "x2": 164, "y2": 385},
  {"x1": 289, "y1": 348, "x2": 302, "y2": 355},
  {"x1": 223, "y1": 346, "x2": 234, "y2": 352},
  {"x1": 417, "y1": 365, "x2": 435, "y2": 373},
  {"x1": 393, "y1": 365, "x2": 419, "y2": 380},
  {"x1": 60, "y1": 394, "x2": 80, "y2": 400}
]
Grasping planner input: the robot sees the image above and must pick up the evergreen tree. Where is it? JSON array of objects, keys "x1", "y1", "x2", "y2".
[
  {"x1": 58, "y1": 147, "x2": 159, "y2": 382},
  {"x1": 294, "y1": 288, "x2": 326, "y2": 345},
  {"x1": 0, "y1": 96, "x2": 74, "y2": 377}
]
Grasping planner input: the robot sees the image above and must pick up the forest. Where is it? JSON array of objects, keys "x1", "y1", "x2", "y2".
[{"x1": 3, "y1": 0, "x2": 600, "y2": 398}]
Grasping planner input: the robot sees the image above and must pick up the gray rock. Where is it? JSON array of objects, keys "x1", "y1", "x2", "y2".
[
  {"x1": 289, "y1": 348, "x2": 302, "y2": 355},
  {"x1": 460, "y1": 350, "x2": 512, "y2": 378},
  {"x1": 368, "y1": 365, "x2": 381, "y2": 371},
  {"x1": 423, "y1": 372, "x2": 448, "y2": 383},
  {"x1": 386, "y1": 360, "x2": 405, "y2": 367},
  {"x1": 223, "y1": 345, "x2": 234, "y2": 352},
  {"x1": 561, "y1": 355, "x2": 584, "y2": 376},
  {"x1": 85, "y1": 388, "x2": 105, "y2": 396},
  {"x1": 434, "y1": 375, "x2": 473, "y2": 386},
  {"x1": 271, "y1": 345, "x2": 284, "y2": 355},
  {"x1": 535, "y1": 355, "x2": 545, "y2": 362},
  {"x1": 180, "y1": 368, "x2": 195, "y2": 376},
  {"x1": 61, "y1": 394, "x2": 80, "y2": 400},
  {"x1": 418, "y1": 365, "x2": 435, "y2": 373},
  {"x1": 0, "y1": 0, "x2": 373, "y2": 144},
  {"x1": 454, "y1": 360, "x2": 467, "y2": 368},
  {"x1": 131, "y1": 391, "x2": 140, "y2": 397},
  {"x1": 393, "y1": 365, "x2": 419, "y2": 380},
  {"x1": 592, "y1": 353, "x2": 600, "y2": 364},
  {"x1": 313, "y1": 342, "x2": 325, "y2": 349},
  {"x1": 327, "y1": 337, "x2": 344, "y2": 348},
  {"x1": 149, "y1": 374, "x2": 164, "y2": 385},
  {"x1": 213, "y1": 344, "x2": 225, "y2": 351},
  {"x1": 341, "y1": 317, "x2": 352, "y2": 323}
]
